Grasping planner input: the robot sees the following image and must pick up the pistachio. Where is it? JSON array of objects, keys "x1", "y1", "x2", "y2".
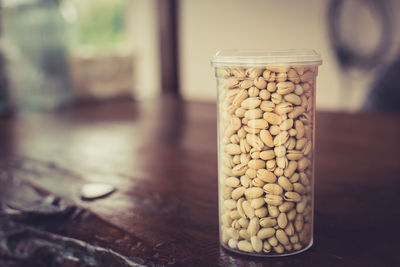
[
  {"x1": 280, "y1": 119, "x2": 294, "y2": 131},
  {"x1": 246, "y1": 68, "x2": 263, "y2": 79},
  {"x1": 264, "y1": 194, "x2": 283, "y2": 206},
  {"x1": 239, "y1": 229, "x2": 250, "y2": 240},
  {"x1": 246, "y1": 168, "x2": 257, "y2": 178},
  {"x1": 242, "y1": 200, "x2": 255, "y2": 219},
  {"x1": 224, "y1": 199, "x2": 237, "y2": 210},
  {"x1": 278, "y1": 212, "x2": 288, "y2": 228},
  {"x1": 290, "y1": 234, "x2": 299, "y2": 244},
  {"x1": 284, "y1": 93, "x2": 302, "y2": 105},
  {"x1": 250, "y1": 149, "x2": 260, "y2": 159},
  {"x1": 254, "y1": 77, "x2": 267, "y2": 89},
  {"x1": 230, "y1": 134, "x2": 240, "y2": 144},
  {"x1": 296, "y1": 138, "x2": 307, "y2": 150},
  {"x1": 284, "y1": 192, "x2": 302, "y2": 202},
  {"x1": 251, "y1": 197, "x2": 265, "y2": 209},
  {"x1": 274, "y1": 244, "x2": 285, "y2": 254},
  {"x1": 259, "y1": 150, "x2": 275, "y2": 160},
  {"x1": 231, "y1": 68, "x2": 246, "y2": 79},
  {"x1": 244, "y1": 126, "x2": 260, "y2": 134},
  {"x1": 276, "y1": 72, "x2": 287, "y2": 82},
  {"x1": 257, "y1": 227, "x2": 276, "y2": 239},
  {"x1": 248, "y1": 159, "x2": 266, "y2": 170},
  {"x1": 244, "y1": 187, "x2": 264, "y2": 199},
  {"x1": 240, "y1": 139, "x2": 251, "y2": 153},
  {"x1": 263, "y1": 183, "x2": 283, "y2": 195},
  {"x1": 263, "y1": 241, "x2": 272, "y2": 253},
  {"x1": 240, "y1": 153, "x2": 251, "y2": 164},
  {"x1": 228, "y1": 238, "x2": 238, "y2": 249},
  {"x1": 247, "y1": 217, "x2": 260, "y2": 236},
  {"x1": 293, "y1": 183, "x2": 306, "y2": 194},
  {"x1": 279, "y1": 201, "x2": 295, "y2": 213},
  {"x1": 268, "y1": 236, "x2": 279, "y2": 247},
  {"x1": 273, "y1": 131, "x2": 289, "y2": 146},
  {"x1": 240, "y1": 175, "x2": 251, "y2": 188},
  {"x1": 274, "y1": 167, "x2": 284, "y2": 177},
  {"x1": 274, "y1": 145, "x2": 286, "y2": 157},
  {"x1": 276, "y1": 81, "x2": 295, "y2": 95},
  {"x1": 237, "y1": 240, "x2": 253, "y2": 252},
  {"x1": 294, "y1": 214, "x2": 304, "y2": 232},
  {"x1": 259, "y1": 130, "x2": 274, "y2": 147},
  {"x1": 255, "y1": 207, "x2": 268, "y2": 218},
  {"x1": 297, "y1": 157, "x2": 309, "y2": 171},
  {"x1": 266, "y1": 82, "x2": 277, "y2": 92},
  {"x1": 271, "y1": 93, "x2": 282, "y2": 104},
  {"x1": 248, "y1": 86, "x2": 260, "y2": 97},
  {"x1": 263, "y1": 112, "x2": 282, "y2": 125},
  {"x1": 241, "y1": 97, "x2": 262, "y2": 109},
  {"x1": 232, "y1": 187, "x2": 246, "y2": 200},
  {"x1": 300, "y1": 71, "x2": 314, "y2": 82},
  {"x1": 262, "y1": 70, "x2": 271, "y2": 80},
  {"x1": 225, "y1": 177, "x2": 240, "y2": 187},
  {"x1": 288, "y1": 106, "x2": 305, "y2": 119},
  {"x1": 251, "y1": 236, "x2": 263, "y2": 252},
  {"x1": 284, "y1": 222, "x2": 295, "y2": 236},
  {"x1": 276, "y1": 229, "x2": 289, "y2": 245},
  {"x1": 287, "y1": 68, "x2": 300, "y2": 83},
  {"x1": 247, "y1": 119, "x2": 268, "y2": 129},
  {"x1": 252, "y1": 178, "x2": 265, "y2": 188},
  {"x1": 246, "y1": 134, "x2": 265, "y2": 150},
  {"x1": 237, "y1": 198, "x2": 246, "y2": 217},
  {"x1": 275, "y1": 102, "x2": 294, "y2": 115},
  {"x1": 287, "y1": 150, "x2": 303, "y2": 161},
  {"x1": 260, "y1": 217, "x2": 277, "y2": 228},
  {"x1": 267, "y1": 66, "x2": 290, "y2": 73},
  {"x1": 287, "y1": 209, "x2": 297, "y2": 221},
  {"x1": 294, "y1": 84, "x2": 304, "y2": 95},
  {"x1": 244, "y1": 108, "x2": 263, "y2": 119},
  {"x1": 232, "y1": 163, "x2": 248, "y2": 176},
  {"x1": 216, "y1": 67, "x2": 231, "y2": 78},
  {"x1": 276, "y1": 156, "x2": 288, "y2": 169},
  {"x1": 278, "y1": 176, "x2": 293, "y2": 191},
  {"x1": 295, "y1": 120, "x2": 305, "y2": 139},
  {"x1": 259, "y1": 89, "x2": 271, "y2": 100},
  {"x1": 303, "y1": 140, "x2": 312, "y2": 156},
  {"x1": 284, "y1": 161, "x2": 298, "y2": 177},
  {"x1": 260, "y1": 100, "x2": 275, "y2": 112},
  {"x1": 257, "y1": 169, "x2": 277, "y2": 183},
  {"x1": 268, "y1": 205, "x2": 280, "y2": 218},
  {"x1": 240, "y1": 79, "x2": 253, "y2": 89},
  {"x1": 266, "y1": 160, "x2": 276, "y2": 171},
  {"x1": 289, "y1": 173, "x2": 300, "y2": 183}
]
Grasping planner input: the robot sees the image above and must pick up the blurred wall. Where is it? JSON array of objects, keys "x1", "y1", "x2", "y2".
[
  {"x1": 178, "y1": 0, "x2": 400, "y2": 111},
  {"x1": 127, "y1": 0, "x2": 161, "y2": 99}
]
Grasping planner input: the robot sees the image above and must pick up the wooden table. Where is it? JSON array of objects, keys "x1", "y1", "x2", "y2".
[{"x1": 0, "y1": 98, "x2": 399, "y2": 266}]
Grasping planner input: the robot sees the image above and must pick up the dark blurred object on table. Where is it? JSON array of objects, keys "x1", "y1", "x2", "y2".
[
  {"x1": 328, "y1": 0, "x2": 400, "y2": 111},
  {"x1": 365, "y1": 55, "x2": 400, "y2": 111}
]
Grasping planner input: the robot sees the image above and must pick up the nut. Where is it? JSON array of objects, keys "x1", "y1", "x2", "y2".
[{"x1": 217, "y1": 63, "x2": 316, "y2": 255}]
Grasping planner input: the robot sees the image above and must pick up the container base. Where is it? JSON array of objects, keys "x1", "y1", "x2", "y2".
[{"x1": 220, "y1": 239, "x2": 313, "y2": 257}]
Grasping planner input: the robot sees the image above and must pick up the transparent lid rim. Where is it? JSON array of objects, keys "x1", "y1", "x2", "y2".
[{"x1": 211, "y1": 49, "x2": 322, "y2": 66}]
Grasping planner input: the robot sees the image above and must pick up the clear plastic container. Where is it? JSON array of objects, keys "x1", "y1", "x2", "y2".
[{"x1": 212, "y1": 50, "x2": 322, "y2": 256}]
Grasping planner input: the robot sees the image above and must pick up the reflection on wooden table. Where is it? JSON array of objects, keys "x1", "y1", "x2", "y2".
[{"x1": 0, "y1": 98, "x2": 399, "y2": 266}]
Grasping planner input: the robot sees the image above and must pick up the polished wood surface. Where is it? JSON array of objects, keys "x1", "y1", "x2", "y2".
[{"x1": 1, "y1": 98, "x2": 400, "y2": 266}]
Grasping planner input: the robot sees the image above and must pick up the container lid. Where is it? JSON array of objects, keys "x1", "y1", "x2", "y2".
[{"x1": 211, "y1": 49, "x2": 322, "y2": 66}]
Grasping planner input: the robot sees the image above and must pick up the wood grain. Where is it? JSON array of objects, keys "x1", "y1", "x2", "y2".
[{"x1": 1, "y1": 98, "x2": 400, "y2": 266}]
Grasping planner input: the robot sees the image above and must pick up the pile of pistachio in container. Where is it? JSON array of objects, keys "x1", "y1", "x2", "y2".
[{"x1": 212, "y1": 50, "x2": 322, "y2": 256}]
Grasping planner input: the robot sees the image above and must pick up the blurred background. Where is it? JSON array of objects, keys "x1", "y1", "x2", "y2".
[{"x1": 1, "y1": 0, "x2": 400, "y2": 115}]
